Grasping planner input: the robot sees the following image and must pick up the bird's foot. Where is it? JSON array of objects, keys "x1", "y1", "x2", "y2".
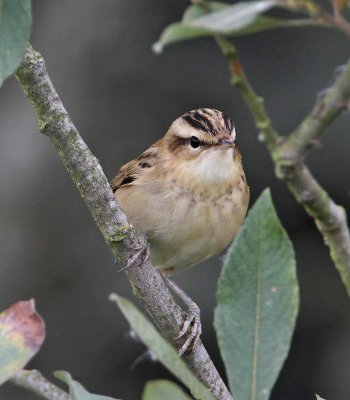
[
  {"x1": 163, "y1": 277, "x2": 202, "y2": 356},
  {"x1": 176, "y1": 301, "x2": 202, "y2": 356}
]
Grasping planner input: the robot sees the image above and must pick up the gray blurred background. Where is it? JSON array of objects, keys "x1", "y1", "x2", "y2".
[{"x1": 1, "y1": 0, "x2": 350, "y2": 399}]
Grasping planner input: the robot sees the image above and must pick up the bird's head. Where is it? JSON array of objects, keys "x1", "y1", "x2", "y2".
[
  {"x1": 164, "y1": 108, "x2": 240, "y2": 184},
  {"x1": 166, "y1": 108, "x2": 236, "y2": 156}
]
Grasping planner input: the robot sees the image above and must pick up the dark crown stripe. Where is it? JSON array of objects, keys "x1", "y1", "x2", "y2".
[
  {"x1": 182, "y1": 114, "x2": 209, "y2": 133},
  {"x1": 182, "y1": 108, "x2": 234, "y2": 136},
  {"x1": 223, "y1": 114, "x2": 232, "y2": 131},
  {"x1": 193, "y1": 111, "x2": 215, "y2": 134},
  {"x1": 183, "y1": 111, "x2": 216, "y2": 135}
]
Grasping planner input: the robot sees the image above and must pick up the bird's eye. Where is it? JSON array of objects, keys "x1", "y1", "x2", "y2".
[{"x1": 190, "y1": 136, "x2": 200, "y2": 148}]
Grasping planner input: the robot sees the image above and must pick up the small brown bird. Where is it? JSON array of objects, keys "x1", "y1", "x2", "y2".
[{"x1": 111, "y1": 108, "x2": 249, "y2": 354}]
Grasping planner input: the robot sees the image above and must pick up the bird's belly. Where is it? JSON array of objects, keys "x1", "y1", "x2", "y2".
[
  {"x1": 148, "y1": 189, "x2": 248, "y2": 271},
  {"x1": 116, "y1": 181, "x2": 249, "y2": 271}
]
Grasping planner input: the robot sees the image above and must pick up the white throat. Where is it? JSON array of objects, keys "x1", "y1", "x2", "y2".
[{"x1": 191, "y1": 148, "x2": 235, "y2": 184}]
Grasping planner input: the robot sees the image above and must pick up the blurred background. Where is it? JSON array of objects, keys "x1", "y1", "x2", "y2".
[{"x1": 1, "y1": 0, "x2": 350, "y2": 399}]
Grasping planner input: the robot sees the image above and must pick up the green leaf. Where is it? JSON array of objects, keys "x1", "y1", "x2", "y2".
[
  {"x1": 142, "y1": 380, "x2": 192, "y2": 400},
  {"x1": 152, "y1": 23, "x2": 213, "y2": 54},
  {"x1": 0, "y1": 0, "x2": 32, "y2": 87},
  {"x1": 153, "y1": 2, "x2": 227, "y2": 53},
  {"x1": 109, "y1": 294, "x2": 216, "y2": 400},
  {"x1": 0, "y1": 300, "x2": 45, "y2": 385},
  {"x1": 187, "y1": 0, "x2": 277, "y2": 33},
  {"x1": 214, "y1": 189, "x2": 299, "y2": 400},
  {"x1": 315, "y1": 396, "x2": 326, "y2": 400},
  {"x1": 153, "y1": 1, "x2": 322, "y2": 52},
  {"x1": 54, "y1": 371, "x2": 120, "y2": 400},
  {"x1": 182, "y1": 2, "x2": 229, "y2": 22}
]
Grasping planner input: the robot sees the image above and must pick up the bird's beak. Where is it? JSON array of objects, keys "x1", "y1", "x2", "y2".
[{"x1": 215, "y1": 138, "x2": 235, "y2": 150}]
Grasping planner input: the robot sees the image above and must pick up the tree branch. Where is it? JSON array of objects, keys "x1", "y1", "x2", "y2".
[
  {"x1": 278, "y1": 162, "x2": 350, "y2": 290},
  {"x1": 277, "y1": 58, "x2": 350, "y2": 161},
  {"x1": 10, "y1": 370, "x2": 68, "y2": 400},
  {"x1": 15, "y1": 44, "x2": 232, "y2": 400},
  {"x1": 216, "y1": 36, "x2": 350, "y2": 295}
]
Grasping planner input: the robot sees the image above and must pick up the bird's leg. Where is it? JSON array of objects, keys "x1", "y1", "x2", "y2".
[{"x1": 163, "y1": 276, "x2": 202, "y2": 356}]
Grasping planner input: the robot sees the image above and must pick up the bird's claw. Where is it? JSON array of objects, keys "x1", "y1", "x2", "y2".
[
  {"x1": 117, "y1": 240, "x2": 149, "y2": 272},
  {"x1": 175, "y1": 302, "x2": 202, "y2": 356}
]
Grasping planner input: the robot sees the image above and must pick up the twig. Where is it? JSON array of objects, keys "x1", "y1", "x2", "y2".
[
  {"x1": 277, "y1": 0, "x2": 350, "y2": 38},
  {"x1": 277, "y1": 58, "x2": 350, "y2": 160},
  {"x1": 15, "y1": 44, "x2": 233, "y2": 400},
  {"x1": 216, "y1": 36, "x2": 350, "y2": 295},
  {"x1": 215, "y1": 35, "x2": 280, "y2": 152},
  {"x1": 319, "y1": 9, "x2": 350, "y2": 38},
  {"x1": 10, "y1": 370, "x2": 69, "y2": 400}
]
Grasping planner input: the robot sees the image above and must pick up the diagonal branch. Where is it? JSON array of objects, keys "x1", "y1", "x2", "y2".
[
  {"x1": 15, "y1": 44, "x2": 232, "y2": 400},
  {"x1": 279, "y1": 163, "x2": 350, "y2": 288},
  {"x1": 277, "y1": 58, "x2": 350, "y2": 161},
  {"x1": 216, "y1": 36, "x2": 350, "y2": 295}
]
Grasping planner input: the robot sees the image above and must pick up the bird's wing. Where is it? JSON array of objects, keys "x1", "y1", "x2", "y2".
[{"x1": 110, "y1": 143, "x2": 160, "y2": 192}]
